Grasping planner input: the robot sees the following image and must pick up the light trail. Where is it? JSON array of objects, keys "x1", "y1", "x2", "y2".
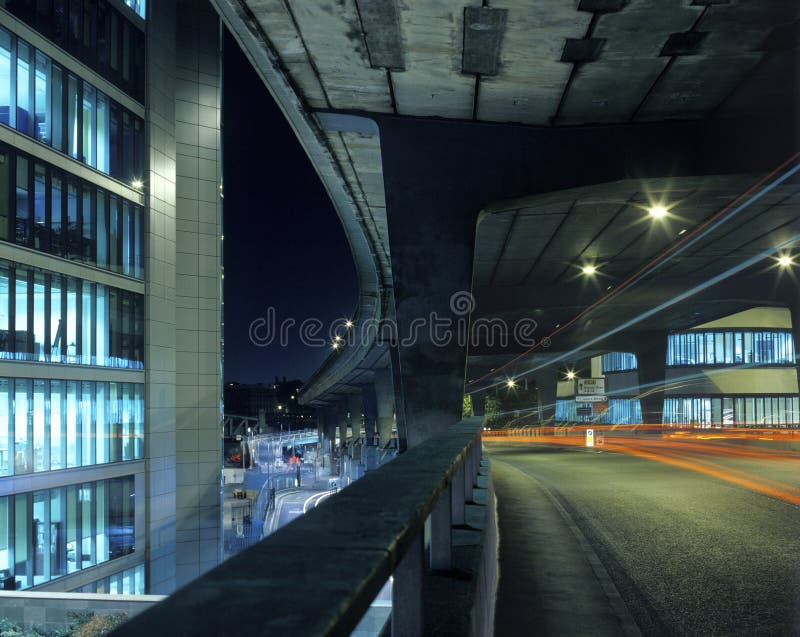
[
  {"x1": 484, "y1": 427, "x2": 800, "y2": 507},
  {"x1": 468, "y1": 153, "x2": 800, "y2": 391},
  {"x1": 470, "y1": 232, "x2": 800, "y2": 395}
]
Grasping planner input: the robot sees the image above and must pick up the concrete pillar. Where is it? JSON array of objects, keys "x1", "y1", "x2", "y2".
[
  {"x1": 336, "y1": 402, "x2": 349, "y2": 446},
  {"x1": 362, "y1": 384, "x2": 378, "y2": 445},
  {"x1": 322, "y1": 407, "x2": 337, "y2": 471},
  {"x1": 471, "y1": 392, "x2": 486, "y2": 417},
  {"x1": 636, "y1": 332, "x2": 669, "y2": 426},
  {"x1": 348, "y1": 392, "x2": 364, "y2": 440},
  {"x1": 533, "y1": 373, "x2": 557, "y2": 425},
  {"x1": 374, "y1": 366, "x2": 396, "y2": 448}
]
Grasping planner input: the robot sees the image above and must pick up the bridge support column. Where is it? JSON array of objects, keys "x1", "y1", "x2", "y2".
[
  {"x1": 374, "y1": 366, "x2": 396, "y2": 448},
  {"x1": 636, "y1": 333, "x2": 669, "y2": 426},
  {"x1": 429, "y1": 483, "x2": 452, "y2": 571},
  {"x1": 471, "y1": 392, "x2": 486, "y2": 417},
  {"x1": 533, "y1": 373, "x2": 557, "y2": 425},
  {"x1": 348, "y1": 392, "x2": 363, "y2": 440},
  {"x1": 362, "y1": 384, "x2": 377, "y2": 445}
]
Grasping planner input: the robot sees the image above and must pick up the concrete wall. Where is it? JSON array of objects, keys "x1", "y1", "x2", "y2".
[
  {"x1": 173, "y1": 0, "x2": 224, "y2": 587},
  {"x1": 145, "y1": 0, "x2": 179, "y2": 595},
  {"x1": 0, "y1": 591, "x2": 165, "y2": 633},
  {"x1": 145, "y1": 0, "x2": 222, "y2": 593}
]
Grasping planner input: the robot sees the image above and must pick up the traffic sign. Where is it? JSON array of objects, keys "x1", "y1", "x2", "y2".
[
  {"x1": 574, "y1": 395, "x2": 607, "y2": 402},
  {"x1": 586, "y1": 429, "x2": 594, "y2": 447},
  {"x1": 577, "y1": 378, "x2": 605, "y2": 395}
]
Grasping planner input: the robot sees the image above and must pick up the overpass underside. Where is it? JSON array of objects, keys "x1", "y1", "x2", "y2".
[{"x1": 212, "y1": 0, "x2": 800, "y2": 448}]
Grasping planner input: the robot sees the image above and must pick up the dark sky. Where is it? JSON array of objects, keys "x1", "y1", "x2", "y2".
[{"x1": 222, "y1": 31, "x2": 358, "y2": 384}]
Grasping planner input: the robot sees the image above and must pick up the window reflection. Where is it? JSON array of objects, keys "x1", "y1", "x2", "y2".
[
  {"x1": 0, "y1": 27, "x2": 145, "y2": 179},
  {"x1": 0, "y1": 377, "x2": 144, "y2": 476}
]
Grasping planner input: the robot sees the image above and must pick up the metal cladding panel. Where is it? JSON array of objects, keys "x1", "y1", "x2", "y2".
[
  {"x1": 357, "y1": 0, "x2": 406, "y2": 69},
  {"x1": 462, "y1": 6, "x2": 508, "y2": 75}
]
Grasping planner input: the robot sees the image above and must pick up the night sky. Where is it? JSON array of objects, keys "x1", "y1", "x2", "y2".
[{"x1": 222, "y1": 31, "x2": 358, "y2": 384}]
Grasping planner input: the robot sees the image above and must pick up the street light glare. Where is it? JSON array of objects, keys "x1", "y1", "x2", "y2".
[
  {"x1": 345, "y1": 319, "x2": 354, "y2": 328},
  {"x1": 566, "y1": 371, "x2": 576, "y2": 380},
  {"x1": 131, "y1": 179, "x2": 144, "y2": 190},
  {"x1": 582, "y1": 265, "x2": 596, "y2": 275},
  {"x1": 778, "y1": 255, "x2": 793, "y2": 267},
  {"x1": 648, "y1": 204, "x2": 668, "y2": 218},
  {"x1": 506, "y1": 379, "x2": 517, "y2": 389}
]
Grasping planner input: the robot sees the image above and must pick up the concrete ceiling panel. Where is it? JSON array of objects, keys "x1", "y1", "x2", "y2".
[
  {"x1": 696, "y1": 1, "x2": 800, "y2": 55},
  {"x1": 557, "y1": 58, "x2": 667, "y2": 124},
  {"x1": 390, "y1": 0, "x2": 477, "y2": 119},
  {"x1": 635, "y1": 54, "x2": 761, "y2": 121},
  {"x1": 593, "y1": 0, "x2": 701, "y2": 59},
  {"x1": 476, "y1": 0, "x2": 589, "y2": 125},
  {"x1": 717, "y1": 50, "x2": 798, "y2": 117},
  {"x1": 288, "y1": 0, "x2": 393, "y2": 112},
  {"x1": 462, "y1": 7, "x2": 508, "y2": 75},
  {"x1": 356, "y1": 0, "x2": 405, "y2": 69}
]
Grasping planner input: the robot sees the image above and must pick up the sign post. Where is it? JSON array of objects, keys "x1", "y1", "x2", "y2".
[{"x1": 586, "y1": 429, "x2": 594, "y2": 447}]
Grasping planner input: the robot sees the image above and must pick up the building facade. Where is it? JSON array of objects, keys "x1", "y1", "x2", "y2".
[
  {"x1": 556, "y1": 307, "x2": 799, "y2": 428},
  {"x1": 0, "y1": 0, "x2": 222, "y2": 594}
]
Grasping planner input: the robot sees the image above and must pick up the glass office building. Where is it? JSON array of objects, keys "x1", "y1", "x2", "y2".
[
  {"x1": 561, "y1": 309, "x2": 799, "y2": 427},
  {"x1": 0, "y1": 0, "x2": 224, "y2": 596}
]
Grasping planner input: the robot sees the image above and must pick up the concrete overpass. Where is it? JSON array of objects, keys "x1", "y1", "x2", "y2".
[{"x1": 211, "y1": 0, "x2": 799, "y2": 448}]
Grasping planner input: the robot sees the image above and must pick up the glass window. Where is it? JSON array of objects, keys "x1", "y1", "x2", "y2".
[
  {"x1": 123, "y1": 0, "x2": 146, "y2": 20},
  {"x1": 96, "y1": 190, "x2": 107, "y2": 267},
  {"x1": 33, "y1": 163, "x2": 46, "y2": 251},
  {"x1": 66, "y1": 380, "x2": 79, "y2": 467},
  {"x1": 82, "y1": 83, "x2": 95, "y2": 167},
  {"x1": 81, "y1": 381, "x2": 94, "y2": 466},
  {"x1": 97, "y1": 93, "x2": 109, "y2": 173},
  {"x1": 51, "y1": 174, "x2": 63, "y2": 256},
  {"x1": 122, "y1": 201, "x2": 131, "y2": 276},
  {"x1": 34, "y1": 51, "x2": 50, "y2": 143},
  {"x1": 96, "y1": 283, "x2": 107, "y2": 365},
  {"x1": 33, "y1": 380, "x2": 50, "y2": 471},
  {"x1": 0, "y1": 29, "x2": 13, "y2": 127},
  {"x1": 32, "y1": 490, "x2": 47, "y2": 585},
  {"x1": 66, "y1": 276, "x2": 77, "y2": 362},
  {"x1": 16, "y1": 41, "x2": 33, "y2": 136},
  {"x1": 66, "y1": 484, "x2": 77, "y2": 573},
  {"x1": 0, "y1": 265, "x2": 8, "y2": 359},
  {"x1": 82, "y1": 186, "x2": 95, "y2": 264},
  {"x1": 109, "y1": 195, "x2": 119, "y2": 272},
  {"x1": 96, "y1": 381, "x2": 107, "y2": 464},
  {"x1": 50, "y1": 274, "x2": 62, "y2": 361},
  {"x1": 67, "y1": 74, "x2": 80, "y2": 161},
  {"x1": 50, "y1": 487, "x2": 65, "y2": 578},
  {"x1": 16, "y1": 269, "x2": 29, "y2": 359},
  {"x1": 0, "y1": 498, "x2": 8, "y2": 573},
  {"x1": 0, "y1": 148, "x2": 9, "y2": 241},
  {"x1": 51, "y1": 64, "x2": 64, "y2": 152},
  {"x1": 80, "y1": 482, "x2": 94, "y2": 568},
  {"x1": 15, "y1": 379, "x2": 32, "y2": 473},
  {"x1": 0, "y1": 379, "x2": 10, "y2": 476},
  {"x1": 16, "y1": 156, "x2": 30, "y2": 246},
  {"x1": 81, "y1": 282, "x2": 93, "y2": 365},
  {"x1": 50, "y1": 380, "x2": 64, "y2": 470},
  {"x1": 67, "y1": 181, "x2": 79, "y2": 260},
  {"x1": 33, "y1": 272, "x2": 45, "y2": 361},
  {"x1": 15, "y1": 494, "x2": 30, "y2": 587}
]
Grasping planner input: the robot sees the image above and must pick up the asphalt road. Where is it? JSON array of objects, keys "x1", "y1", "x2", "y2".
[{"x1": 487, "y1": 441, "x2": 800, "y2": 636}]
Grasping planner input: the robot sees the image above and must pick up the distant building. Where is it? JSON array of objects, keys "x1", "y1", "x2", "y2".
[{"x1": 224, "y1": 378, "x2": 316, "y2": 431}]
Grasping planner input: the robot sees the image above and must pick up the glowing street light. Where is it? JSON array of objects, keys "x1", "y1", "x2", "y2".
[
  {"x1": 566, "y1": 370, "x2": 576, "y2": 380},
  {"x1": 505, "y1": 379, "x2": 517, "y2": 389},
  {"x1": 648, "y1": 204, "x2": 668, "y2": 218},
  {"x1": 131, "y1": 179, "x2": 144, "y2": 191},
  {"x1": 345, "y1": 319, "x2": 354, "y2": 329},
  {"x1": 778, "y1": 255, "x2": 794, "y2": 268},
  {"x1": 581, "y1": 265, "x2": 597, "y2": 276}
]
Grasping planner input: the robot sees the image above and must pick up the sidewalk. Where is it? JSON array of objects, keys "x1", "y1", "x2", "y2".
[{"x1": 491, "y1": 458, "x2": 641, "y2": 637}]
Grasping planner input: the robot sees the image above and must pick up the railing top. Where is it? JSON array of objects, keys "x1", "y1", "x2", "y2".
[{"x1": 112, "y1": 419, "x2": 483, "y2": 637}]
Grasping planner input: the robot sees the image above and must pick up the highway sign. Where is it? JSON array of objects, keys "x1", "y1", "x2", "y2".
[
  {"x1": 577, "y1": 378, "x2": 605, "y2": 395},
  {"x1": 574, "y1": 395, "x2": 607, "y2": 402}
]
